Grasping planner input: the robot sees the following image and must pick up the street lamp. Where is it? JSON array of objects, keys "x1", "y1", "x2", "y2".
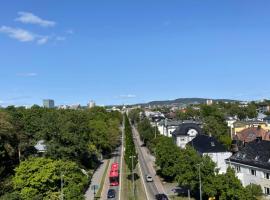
[
  {"x1": 196, "y1": 163, "x2": 202, "y2": 200},
  {"x1": 60, "y1": 172, "x2": 64, "y2": 200},
  {"x1": 129, "y1": 155, "x2": 136, "y2": 197}
]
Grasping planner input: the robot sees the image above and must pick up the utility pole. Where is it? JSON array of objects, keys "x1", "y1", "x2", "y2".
[
  {"x1": 129, "y1": 155, "x2": 135, "y2": 197},
  {"x1": 60, "y1": 172, "x2": 64, "y2": 200},
  {"x1": 197, "y1": 164, "x2": 202, "y2": 200}
]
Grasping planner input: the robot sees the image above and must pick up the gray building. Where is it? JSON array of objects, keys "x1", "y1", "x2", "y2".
[{"x1": 43, "y1": 99, "x2": 55, "y2": 108}]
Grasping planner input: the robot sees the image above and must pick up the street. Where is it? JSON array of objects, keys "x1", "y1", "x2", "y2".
[
  {"x1": 132, "y1": 125, "x2": 167, "y2": 200},
  {"x1": 101, "y1": 125, "x2": 124, "y2": 200}
]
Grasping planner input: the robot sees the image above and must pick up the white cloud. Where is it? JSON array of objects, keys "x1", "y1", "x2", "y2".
[
  {"x1": 66, "y1": 29, "x2": 74, "y2": 34},
  {"x1": 37, "y1": 36, "x2": 49, "y2": 45},
  {"x1": 16, "y1": 72, "x2": 38, "y2": 77},
  {"x1": 0, "y1": 26, "x2": 35, "y2": 42},
  {"x1": 56, "y1": 36, "x2": 66, "y2": 41},
  {"x1": 0, "y1": 26, "x2": 50, "y2": 45},
  {"x1": 118, "y1": 94, "x2": 137, "y2": 99},
  {"x1": 15, "y1": 12, "x2": 56, "y2": 27}
]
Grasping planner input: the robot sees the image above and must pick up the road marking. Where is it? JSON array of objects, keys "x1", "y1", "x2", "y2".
[{"x1": 138, "y1": 158, "x2": 151, "y2": 200}]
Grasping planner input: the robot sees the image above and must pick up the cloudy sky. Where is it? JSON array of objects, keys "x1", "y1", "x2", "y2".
[{"x1": 1, "y1": 0, "x2": 270, "y2": 106}]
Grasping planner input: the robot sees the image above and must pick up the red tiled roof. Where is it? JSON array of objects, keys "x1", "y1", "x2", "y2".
[{"x1": 234, "y1": 127, "x2": 270, "y2": 142}]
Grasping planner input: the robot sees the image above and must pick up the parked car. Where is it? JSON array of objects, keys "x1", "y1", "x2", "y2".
[
  {"x1": 107, "y1": 189, "x2": 116, "y2": 198},
  {"x1": 145, "y1": 174, "x2": 153, "y2": 182},
  {"x1": 155, "y1": 194, "x2": 168, "y2": 200}
]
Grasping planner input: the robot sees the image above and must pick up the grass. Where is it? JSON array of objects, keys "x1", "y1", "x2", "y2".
[
  {"x1": 121, "y1": 159, "x2": 147, "y2": 200},
  {"x1": 95, "y1": 159, "x2": 110, "y2": 198}
]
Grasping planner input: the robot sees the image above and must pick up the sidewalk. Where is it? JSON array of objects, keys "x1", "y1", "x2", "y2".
[{"x1": 84, "y1": 159, "x2": 109, "y2": 200}]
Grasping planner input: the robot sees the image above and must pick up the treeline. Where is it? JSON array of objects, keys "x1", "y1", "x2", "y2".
[
  {"x1": 124, "y1": 114, "x2": 138, "y2": 172},
  {"x1": 0, "y1": 106, "x2": 122, "y2": 199},
  {"x1": 128, "y1": 110, "x2": 262, "y2": 200}
]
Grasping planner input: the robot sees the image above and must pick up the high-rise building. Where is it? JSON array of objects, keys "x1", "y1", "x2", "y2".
[
  {"x1": 206, "y1": 99, "x2": 213, "y2": 105},
  {"x1": 88, "y1": 100, "x2": 96, "y2": 108},
  {"x1": 43, "y1": 99, "x2": 55, "y2": 108}
]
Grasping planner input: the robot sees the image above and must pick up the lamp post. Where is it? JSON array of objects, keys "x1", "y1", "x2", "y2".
[
  {"x1": 197, "y1": 164, "x2": 202, "y2": 200},
  {"x1": 129, "y1": 155, "x2": 136, "y2": 197},
  {"x1": 60, "y1": 172, "x2": 64, "y2": 200}
]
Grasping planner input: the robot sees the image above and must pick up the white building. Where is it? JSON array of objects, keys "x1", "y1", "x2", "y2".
[
  {"x1": 206, "y1": 99, "x2": 213, "y2": 105},
  {"x1": 88, "y1": 100, "x2": 96, "y2": 108},
  {"x1": 172, "y1": 123, "x2": 202, "y2": 149},
  {"x1": 189, "y1": 134, "x2": 232, "y2": 174},
  {"x1": 226, "y1": 139, "x2": 270, "y2": 198},
  {"x1": 158, "y1": 119, "x2": 182, "y2": 137}
]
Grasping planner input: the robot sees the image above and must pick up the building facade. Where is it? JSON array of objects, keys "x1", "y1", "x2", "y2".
[
  {"x1": 188, "y1": 134, "x2": 232, "y2": 174},
  {"x1": 43, "y1": 99, "x2": 55, "y2": 108},
  {"x1": 226, "y1": 139, "x2": 270, "y2": 198}
]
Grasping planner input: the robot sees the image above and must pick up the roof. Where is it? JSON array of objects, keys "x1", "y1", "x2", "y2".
[
  {"x1": 109, "y1": 170, "x2": 119, "y2": 177},
  {"x1": 188, "y1": 134, "x2": 228, "y2": 153},
  {"x1": 159, "y1": 119, "x2": 182, "y2": 127},
  {"x1": 227, "y1": 140, "x2": 270, "y2": 170},
  {"x1": 172, "y1": 123, "x2": 202, "y2": 136},
  {"x1": 234, "y1": 127, "x2": 270, "y2": 142}
]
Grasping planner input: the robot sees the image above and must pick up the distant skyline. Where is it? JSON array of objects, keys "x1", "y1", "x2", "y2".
[{"x1": 1, "y1": 1, "x2": 270, "y2": 106}]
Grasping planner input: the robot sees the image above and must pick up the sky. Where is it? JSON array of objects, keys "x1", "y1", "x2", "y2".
[{"x1": 1, "y1": 0, "x2": 270, "y2": 106}]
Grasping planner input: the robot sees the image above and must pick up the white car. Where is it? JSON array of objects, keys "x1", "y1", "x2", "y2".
[{"x1": 145, "y1": 174, "x2": 153, "y2": 182}]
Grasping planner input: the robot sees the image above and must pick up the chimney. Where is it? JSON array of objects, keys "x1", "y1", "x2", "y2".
[{"x1": 256, "y1": 136, "x2": 262, "y2": 142}]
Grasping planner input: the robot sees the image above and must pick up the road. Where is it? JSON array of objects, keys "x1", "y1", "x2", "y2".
[
  {"x1": 101, "y1": 125, "x2": 123, "y2": 200},
  {"x1": 132, "y1": 125, "x2": 166, "y2": 200}
]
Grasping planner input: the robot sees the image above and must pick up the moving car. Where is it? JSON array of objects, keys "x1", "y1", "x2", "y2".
[
  {"x1": 145, "y1": 174, "x2": 153, "y2": 182},
  {"x1": 155, "y1": 194, "x2": 169, "y2": 200},
  {"x1": 107, "y1": 189, "x2": 116, "y2": 198}
]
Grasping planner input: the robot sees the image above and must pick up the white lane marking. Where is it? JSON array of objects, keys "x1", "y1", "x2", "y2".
[{"x1": 138, "y1": 158, "x2": 151, "y2": 200}]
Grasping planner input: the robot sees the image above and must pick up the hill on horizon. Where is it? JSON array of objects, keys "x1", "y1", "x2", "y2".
[{"x1": 137, "y1": 97, "x2": 238, "y2": 106}]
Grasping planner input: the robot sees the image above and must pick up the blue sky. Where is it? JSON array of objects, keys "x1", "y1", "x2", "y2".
[{"x1": 1, "y1": 0, "x2": 270, "y2": 106}]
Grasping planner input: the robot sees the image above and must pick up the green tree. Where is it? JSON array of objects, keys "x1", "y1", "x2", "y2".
[
  {"x1": 124, "y1": 114, "x2": 138, "y2": 172},
  {"x1": 155, "y1": 136, "x2": 180, "y2": 180},
  {"x1": 13, "y1": 157, "x2": 88, "y2": 200}
]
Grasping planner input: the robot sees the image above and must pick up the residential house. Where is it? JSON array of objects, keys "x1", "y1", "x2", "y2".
[
  {"x1": 232, "y1": 121, "x2": 270, "y2": 135},
  {"x1": 172, "y1": 123, "x2": 202, "y2": 149},
  {"x1": 188, "y1": 134, "x2": 232, "y2": 174},
  {"x1": 158, "y1": 119, "x2": 182, "y2": 137},
  {"x1": 226, "y1": 139, "x2": 270, "y2": 198},
  {"x1": 234, "y1": 127, "x2": 270, "y2": 143}
]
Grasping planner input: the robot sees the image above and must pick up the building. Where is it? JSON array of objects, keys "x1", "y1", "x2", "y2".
[
  {"x1": 172, "y1": 123, "x2": 202, "y2": 148},
  {"x1": 43, "y1": 99, "x2": 55, "y2": 108},
  {"x1": 234, "y1": 127, "x2": 270, "y2": 143},
  {"x1": 158, "y1": 119, "x2": 182, "y2": 137},
  {"x1": 188, "y1": 134, "x2": 232, "y2": 174},
  {"x1": 232, "y1": 121, "x2": 270, "y2": 135},
  {"x1": 226, "y1": 139, "x2": 270, "y2": 198},
  {"x1": 88, "y1": 100, "x2": 96, "y2": 108},
  {"x1": 206, "y1": 99, "x2": 213, "y2": 105},
  {"x1": 34, "y1": 140, "x2": 47, "y2": 154}
]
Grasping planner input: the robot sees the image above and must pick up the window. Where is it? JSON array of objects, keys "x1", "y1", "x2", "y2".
[
  {"x1": 264, "y1": 172, "x2": 270, "y2": 179},
  {"x1": 264, "y1": 187, "x2": 270, "y2": 195},
  {"x1": 235, "y1": 165, "x2": 241, "y2": 173},
  {"x1": 250, "y1": 169, "x2": 256, "y2": 176}
]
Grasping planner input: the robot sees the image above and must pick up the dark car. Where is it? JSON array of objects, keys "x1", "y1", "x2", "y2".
[
  {"x1": 107, "y1": 189, "x2": 116, "y2": 198},
  {"x1": 155, "y1": 193, "x2": 168, "y2": 200}
]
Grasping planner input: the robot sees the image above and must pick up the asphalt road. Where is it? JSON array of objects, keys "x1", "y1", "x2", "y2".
[
  {"x1": 103, "y1": 126, "x2": 123, "y2": 200},
  {"x1": 132, "y1": 126, "x2": 161, "y2": 200}
]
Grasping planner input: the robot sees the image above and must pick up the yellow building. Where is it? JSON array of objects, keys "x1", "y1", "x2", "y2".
[{"x1": 233, "y1": 121, "x2": 270, "y2": 135}]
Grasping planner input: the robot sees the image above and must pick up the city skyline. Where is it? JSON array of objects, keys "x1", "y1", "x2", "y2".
[{"x1": 1, "y1": 0, "x2": 270, "y2": 107}]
